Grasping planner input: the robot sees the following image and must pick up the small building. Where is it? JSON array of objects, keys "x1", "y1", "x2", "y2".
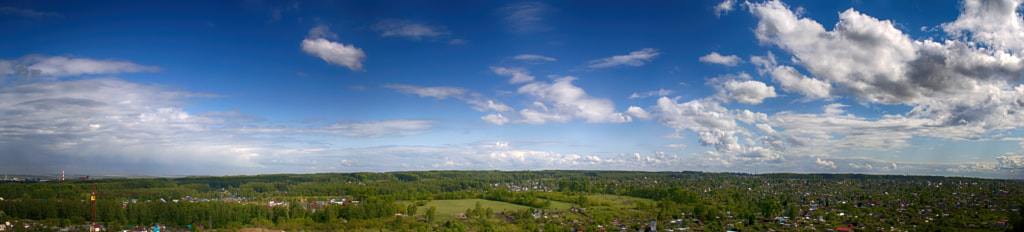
[{"x1": 995, "y1": 220, "x2": 1009, "y2": 227}]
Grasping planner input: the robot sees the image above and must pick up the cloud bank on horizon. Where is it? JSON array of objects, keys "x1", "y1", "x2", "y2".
[{"x1": 0, "y1": 0, "x2": 1023, "y2": 179}]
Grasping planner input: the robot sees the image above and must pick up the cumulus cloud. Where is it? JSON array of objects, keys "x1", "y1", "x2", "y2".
[
  {"x1": 718, "y1": 80, "x2": 778, "y2": 104},
  {"x1": 815, "y1": 158, "x2": 836, "y2": 169},
  {"x1": 748, "y1": 0, "x2": 1024, "y2": 105},
  {"x1": 942, "y1": 0, "x2": 1024, "y2": 53},
  {"x1": 301, "y1": 25, "x2": 366, "y2": 71},
  {"x1": 656, "y1": 97, "x2": 740, "y2": 136},
  {"x1": 629, "y1": 88, "x2": 673, "y2": 99},
  {"x1": 748, "y1": 1, "x2": 918, "y2": 103},
  {"x1": 513, "y1": 54, "x2": 557, "y2": 62},
  {"x1": 588, "y1": 48, "x2": 660, "y2": 68},
  {"x1": 767, "y1": 65, "x2": 832, "y2": 99},
  {"x1": 881, "y1": 162, "x2": 899, "y2": 172},
  {"x1": 1, "y1": 55, "x2": 158, "y2": 80},
  {"x1": 714, "y1": 0, "x2": 737, "y2": 17},
  {"x1": 654, "y1": 97, "x2": 784, "y2": 163},
  {"x1": 373, "y1": 19, "x2": 449, "y2": 40},
  {"x1": 707, "y1": 1, "x2": 1024, "y2": 173},
  {"x1": 482, "y1": 113, "x2": 511, "y2": 125},
  {"x1": 515, "y1": 76, "x2": 632, "y2": 123},
  {"x1": 491, "y1": 66, "x2": 536, "y2": 84},
  {"x1": 998, "y1": 155, "x2": 1024, "y2": 169},
  {"x1": 394, "y1": 74, "x2": 634, "y2": 125},
  {"x1": 699, "y1": 52, "x2": 743, "y2": 66},
  {"x1": 625, "y1": 106, "x2": 652, "y2": 119}
]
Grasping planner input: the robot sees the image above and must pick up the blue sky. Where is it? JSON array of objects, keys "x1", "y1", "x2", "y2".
[{"x1": 2, "y1": 0, "x2": 1023, "y2": 179}]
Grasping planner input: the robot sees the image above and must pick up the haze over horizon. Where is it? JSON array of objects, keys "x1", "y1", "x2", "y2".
[{"x1": 2, "y1": 0, "x2": 1023, "y2": 179}]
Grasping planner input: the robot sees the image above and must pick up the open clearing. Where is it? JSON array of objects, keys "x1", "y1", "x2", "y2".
[
  {"x1": 588, "y1": 194, "x2": 655, "y2": 208},
  {"x1": 419, "y1": 199, "x2": 531, "y2": 219}
]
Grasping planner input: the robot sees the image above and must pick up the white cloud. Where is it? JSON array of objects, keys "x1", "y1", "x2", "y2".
[
  {"x1": 755, "y1": 123, "x2": 776, "y2": 134},
  {"x1": 319, "y1": 120, "x2": 433, "y2": 137},
  {"x1": 881, "y1": 162, "x2": 899, "y2": 171},
  {"x1": 502, "y1": 2, "x2": 553, "y2": 33},
  {"x1": 515, "y1": 76, "x2": 632, "y2": 123},
  {"x1": 588, "y1": 48, "x2": 660, "y2": 68},
  {"x1": 393, "y1": 75, "x2": 633, "y2": 125},
  {"x1": 747, "y1": 0, "x2": 1024, "y2": 106},
  {"x1": 731, "y1": 1, "x2": 1024, "y2": 167},
  {"x1": 629, "y1": 88, "x2": 673, "y2": 99},
  {"x1": 748, "y1": 0, "x2": 917, "y2": 103},
  {"x1": 666, "y1": 144, "x2": 688, "y2": 149},
  {"x1": 384, "y1": 84, "x2": 467, "y2": 99},
  {"x1": 625, "y1": 106, "x2": 652, "y2": 119},
  {"x1": 849, "y1": 163, "x2": 873, "y2": 170},
  {"x1": 0, "y1": 55, "x2": 158, "y2": 80},
  {"x1": 373, "y1": 19, "x2": 448, "y2": 40},
  {"x1": 0, "y1": 78, "x2": 268, "y2": 174},
  {"x1": 942, "y1": 0, "x2": 1024, "y2": 52},
  {"x1": 482, "y1": 113, "x2": 511, "y2": 125},
  {"x1": 815, "y1": 158, "x2": 836, "y2": 169},
  {"x1": 714, "y1": 0, "x2": 737, "y2": 17},
  {"x1": 655, "y1": 97, "x2": 740, "y2": 134},
  {"x1": 491, "y1": 66, "x2": 536, "y2": 84},
  {"x1": 718, "y1": 80, "x2": 778, "y2": 104},
  {"x1": 653, "y1": 97, "x2": 784, "y2": 163},
  {"x1": 997, "y1": 155, "x2": 1024, "y2": 169},
  {"x1": 301, "y1": 25, "x2": 366, "y2": 71},
  {"x1": 699, "y1": 52, "x2": 743, "y2": 66},
  {"x1": 736, "y1": 109, "x2": 768, "y2": 123},
  {"x1": 307, "y1": 24, "x2": 337, "y2": 40},
  {"x1": 823, "y1": 103, "x2": 847, "y2": 116},
  {"x1": 384, "y1": 84, "x2": 511, "y2": 112},
  {"x1": 513, "y1": 54, "x2": 557, "y2": 62},
  {"x1": 767, "y1": 65, "x2": 832, "y2": 99}
]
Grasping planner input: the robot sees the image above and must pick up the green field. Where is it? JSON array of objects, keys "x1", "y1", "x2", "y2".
[
  {"x1": 545, "y1": 198, "x2": 573, "y2": 210},
  {"x1": 588, "y1": 194, "x2": 655, "y2": 208}
]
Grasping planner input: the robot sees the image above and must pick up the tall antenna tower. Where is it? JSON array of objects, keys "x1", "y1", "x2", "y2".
[{"x1": 91, "y1": 181, "x2": 97, "y2": 224}]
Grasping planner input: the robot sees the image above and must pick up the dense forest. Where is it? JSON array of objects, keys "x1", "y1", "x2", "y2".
[{"x1": 0, "y1": 171, "x2": 1021, "y2": 231}]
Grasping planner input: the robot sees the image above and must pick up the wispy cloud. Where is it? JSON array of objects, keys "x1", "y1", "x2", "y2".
[
  {"x1": 384, "y1": 84, "x2": 512, "y2": 113},
  {"x1": 0, "y1": 6, "x2": 61, "y2": 18},
  {"x1": 491, "y1": 66, "x2": 535, "y2": 84},
  {"x1": 513, "y1": 54, "x2": 557, "y2": 62},
  {"x1": 588, "y1": 48, "x2": 660, "y2": 68},
  {"x1": 1, "y1": 55, "x2": 158, "y2": 81},
  {"x1": 373, "y1": 19, "x2": 449, "y2": 40},
  {"x1": 501, "y1": 1, "x2": 553, "y2": 33},
  {"x1": 384, "y1": 84, "x2": 468, "y2": 99}
]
